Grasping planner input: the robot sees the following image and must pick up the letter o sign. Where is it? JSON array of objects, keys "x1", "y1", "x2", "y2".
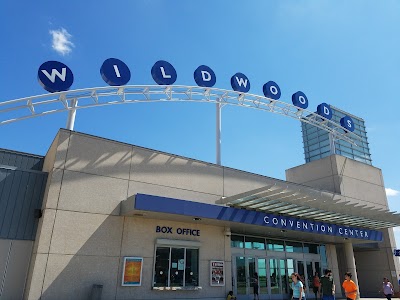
[
  {"x1": 262, "y1": 81, "x2": 281, "y2": 100},
  {"x1": 292, "y1": 91, "x2": 308, "y2": 109}
]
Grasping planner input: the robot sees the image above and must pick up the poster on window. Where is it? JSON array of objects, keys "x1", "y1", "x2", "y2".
[
  {"x1": 210, "y1": 260, "x2": 224, "y2": 286},
  {"x1": 122, "y1": 257, "x2": 143, "y2": 286}
]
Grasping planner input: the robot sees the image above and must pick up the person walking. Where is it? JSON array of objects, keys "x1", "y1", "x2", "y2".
[
  {"x1": 300, "y1": 274, "x2": 307, "y2": 290},
  {"x1": 382, "y1": 277, "x2": 394, "y2": 300},
  {"x1": 291, "y1": 272, "x2": 306, "y2": 300},
  {"x1": 226, "y1": 290, "x2": 237, "y2": 300},
  {"x1": 319, "y1": 269, "x2": 335, "y2": 300},
  {"x1": 342, "y1": 272, "x2": 357, "y2": 300},
  {"x1": 253, "y1": 272, "x2": 259, "y2": 300},
  {"x1": 313, "y1": 272, "x2": 321, "y2": 300}
]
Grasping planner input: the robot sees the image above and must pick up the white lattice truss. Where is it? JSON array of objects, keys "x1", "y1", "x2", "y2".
[{"x1": 0, "y1": 85, "x2": 361, "y2": 145}]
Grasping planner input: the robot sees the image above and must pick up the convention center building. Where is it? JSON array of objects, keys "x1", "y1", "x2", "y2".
[{"x1": 1, "y1": 110, "x2": 400, "y2": 299}]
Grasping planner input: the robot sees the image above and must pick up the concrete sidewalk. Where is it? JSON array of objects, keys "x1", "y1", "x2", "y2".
[{"x1": 358, "y1": 298, "x2": 395, "y2": 300}]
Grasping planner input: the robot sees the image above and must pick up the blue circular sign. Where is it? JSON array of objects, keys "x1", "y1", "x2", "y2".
[
  {"x1": 292, "y1": 91, "x2": 308, "y2": 109},
  {"x1": 193, "y1": 65, "x2": 216, "y2": 87},
  {"x1": 151, "y1": 60, "x2": 177, "y2": 85},
  {"x1": 100, "y1": 58, "x2": 131, "y2": 86},
  {"x1": 340, "y1": 115, "x2": 355, "y2": 132},
  {"x1": 317, "y1": 103, "x2": 332, "y2": 120},
  {"x1": 262, "y1": 81, "x2": 281, "y2": 100},
  {"x1": 37, "y1": 61, "x2": 74, "y2": 93},
  {"x1": 230, "y1": 72, "x2": 250, "y2": 93}
]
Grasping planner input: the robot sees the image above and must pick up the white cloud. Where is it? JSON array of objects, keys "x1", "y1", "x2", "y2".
[
  {"x1": 386, "y1": 188, "x2": 400, "y2": 197},
  {"x1": 49, "y1": 28, "x2": 74, "y2": 56}
]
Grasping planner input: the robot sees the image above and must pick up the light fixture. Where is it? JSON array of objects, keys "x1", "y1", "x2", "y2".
[
  {"x1": 281, "y1": 229, "x2": 286, "y2": 233},
  {"x1": 133, "y1": 213, "x2": 145, "y2": 217},
  {"x1": 224, "y1": 227, "x2": 232, "y2": 237}
]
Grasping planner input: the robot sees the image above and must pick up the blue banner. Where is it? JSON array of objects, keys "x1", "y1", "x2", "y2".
[{"x1": 134, "y1": 194, "x2": 383, "y2": 242}]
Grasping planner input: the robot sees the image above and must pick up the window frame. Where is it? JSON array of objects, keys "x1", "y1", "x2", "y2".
[{"x1": 153, "y1": 239, "x2": 201, "y2": 290}]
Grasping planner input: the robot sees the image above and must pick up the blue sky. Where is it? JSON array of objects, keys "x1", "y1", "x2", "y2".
[{"x1": 1, "y1": 1, "x2": 400, "y2": 245}]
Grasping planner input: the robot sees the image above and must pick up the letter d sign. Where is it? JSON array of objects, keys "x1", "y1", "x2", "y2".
[
  {"x1": 317, "y1": 103, "x2": 332, "y2": 120},
  {"x1": 194, "y1": 65, "x2": 216, "y2": 87}
]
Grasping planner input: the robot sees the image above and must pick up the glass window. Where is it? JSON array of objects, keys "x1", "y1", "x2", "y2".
[
  {"x1": 320, "y1": 145, "x2": 330, "y2": 153},
  {"x1": 236, "y1": 257, "x2": 246, "y2": 295},
  {"x1": 319, "y1": 245, "x2": 328, "y2": 271},
  {"x1": 319, "y1": 139, "x2": 330, "y2": 147},
  {"x1": 185, "y1": 249, "x2": 199, "y2": 286},
  {"x1": 170, "y1": 248, "x2": 185, "y2": 287},
  {"x1": 154, "y1": 247, "x2": 170, "y2": 287},
  {"x1": 267, "y1": 239, "x2": 284, "y2": 252},
  {"x1": 231, "y1": 235, "x2": 244, "y2": 248},
  {"x1": 153, "y1": 246, "x2": 199, "y2": 288},
  {"x1": 308, "y1": 132, "x2": 318, "y2": 139},
  {"x1": 307, "y1": 136, "x2": 320, "y2": 146},
  {"x1": 309, "y1": 149, "x2": 321, "y2": 156},
  {"x1": 303, "y1": 243, "x2": 319, "y2": 254},
  {"x1": 339, "y1": 140, "x2": 352, "y2": 148},
  {"x1": 309, "y1": 154, "x2": 321, "y2": 161},
  {"x1": 320, "y1": 152, "x2": 330, "y2": 158},
  {"x1": 285, "y1": 241, "x2": 303, "y2": 253},
  {"x1": 309, "y1": 143, "x2": 320, "y2": 151},
  {"x1": 245, "y1": 236, "x2": 265, "y2": 250}
]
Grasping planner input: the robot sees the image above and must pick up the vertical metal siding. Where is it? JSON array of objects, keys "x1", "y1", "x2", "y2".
[
  {"x1": 0, "y1": 150, "x2": 43, "y2": 171},
  {"x1": 0, "y1": 170, "x2": 23, "y2": 237},
  {"x1": 0, "y1": 150, "x2": 47, "y2": 241}
]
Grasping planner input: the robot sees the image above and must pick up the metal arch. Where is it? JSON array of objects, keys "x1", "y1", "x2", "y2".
[{"x1": 0, "y1": 85, "x2": 361, "y2": 145}]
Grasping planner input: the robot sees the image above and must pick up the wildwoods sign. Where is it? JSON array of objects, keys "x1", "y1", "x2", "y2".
[{"x1": 37, "y1": 58, "x2": 355, "y2": 132}]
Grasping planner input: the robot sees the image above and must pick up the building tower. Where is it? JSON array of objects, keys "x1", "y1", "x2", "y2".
[
  {"x1": 286, "y1": 106, "x2": 399, "y2": 296},
  {"x1": 302, "y1": 105, "x2": 372, "y2": 165}
]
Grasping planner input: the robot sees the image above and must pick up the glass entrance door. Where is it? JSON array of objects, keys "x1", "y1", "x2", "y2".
[
  {"x1": 296, "y1": 260, "x2": 321, "y2": 295},
  {"x1": 235, "y1": 257, "x2": 259, "y2": 297},
  {"x1": 269, "y1": 258, "x2": 293, "y2": 297},
  {"x1": 258, "y1": 258, "x2": 268, "y2": 295},
  {"x1": 234, "y1": 256, "x2": 295, "y2": 299}
]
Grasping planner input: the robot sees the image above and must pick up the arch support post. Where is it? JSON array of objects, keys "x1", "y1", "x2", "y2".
[
  {"x1": 216, "y1": 102, "x2": 222, "y2": 166},
  {"x1": 66, "y1": 99, "x2": 77, "y2": 131}
]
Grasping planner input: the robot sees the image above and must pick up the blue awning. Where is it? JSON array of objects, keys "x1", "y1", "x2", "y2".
[{"x1": 131, "y1": 193, "x2": 383, "y2": 242}]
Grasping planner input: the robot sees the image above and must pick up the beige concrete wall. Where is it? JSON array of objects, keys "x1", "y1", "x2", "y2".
[
  {"x1": 325, "y1": 244, "x2": 341, "y2": 298},
  {"x1": 25, "y1": 130, "x2": 236, "y2": 300},
  {"x1": 115, "y1": 218, "x2": 230, "y2": 299},
  {"x1": 354, "y1": 228, "x2": 400, "y2": 297},
  {"x1": 286, "y1": 154, "x2": 400, "y2": 296},
  {"x1": 286, "y1": 155, "x2": 388, "y2": 208},
  {"x1": 0, "y1": 239, "x2": 33, "y2": 299},
  {"x1": 285, "y1": 155, "x2": 338, "y2": 193}
]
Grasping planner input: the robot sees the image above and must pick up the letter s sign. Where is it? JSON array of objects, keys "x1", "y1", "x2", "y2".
[{"x1": 340, "y1": 115, "x2": 355, "y2": 132}]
